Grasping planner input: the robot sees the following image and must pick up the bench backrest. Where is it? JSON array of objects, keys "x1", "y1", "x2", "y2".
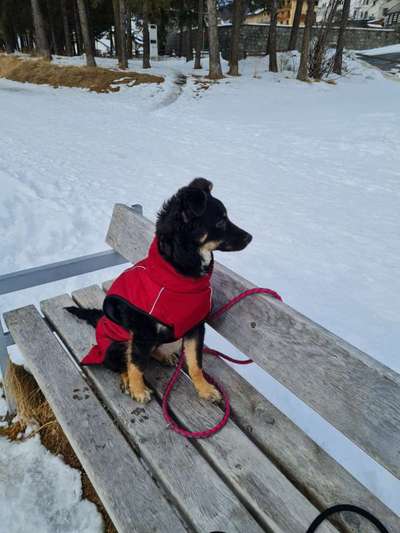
[{"x1": 106, "y1": 203, "x2": 400, "y2": 481}]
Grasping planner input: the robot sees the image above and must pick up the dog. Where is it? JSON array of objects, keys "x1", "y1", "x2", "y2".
[{"x1": 66, "y1": 178, "x2": 252, "y2": 403}]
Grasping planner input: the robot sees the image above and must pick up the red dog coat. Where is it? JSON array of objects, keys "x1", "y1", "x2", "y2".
[{"x1": 81, "y1": 238, "x2": 213, "y2": 365}]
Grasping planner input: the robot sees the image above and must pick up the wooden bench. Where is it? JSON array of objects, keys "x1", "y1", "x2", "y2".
[{"x1": 1, "y1": 203, "x2": 399, "y2": 533}]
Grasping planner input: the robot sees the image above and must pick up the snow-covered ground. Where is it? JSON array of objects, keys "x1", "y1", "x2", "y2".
[
  {"x1": 0, "y1": 434, "x2": 103, "y2": 532},
  {"x1": 1, "y1": 51, "x2": 399, "y2": 525}
]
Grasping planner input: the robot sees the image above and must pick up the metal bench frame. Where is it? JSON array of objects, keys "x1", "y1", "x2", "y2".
[{"x1": 0, "y1": 205, "x2": 143, "y2": 414}]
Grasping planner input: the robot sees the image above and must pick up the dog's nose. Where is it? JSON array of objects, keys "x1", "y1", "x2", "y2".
[{"x1": 244, "y1": 233, "x2": 252, "y2": 246}]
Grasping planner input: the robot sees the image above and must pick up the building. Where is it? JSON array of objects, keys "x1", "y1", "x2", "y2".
[
  {"x1": 385, "y1": 1, "x2": 400, "y2": 24},
  {"x1": 351, "y1": 0, "x2": 399, "y2": 23},
  {"x1": 244, "y1": 1, "x2": 311, "y2": 26}
]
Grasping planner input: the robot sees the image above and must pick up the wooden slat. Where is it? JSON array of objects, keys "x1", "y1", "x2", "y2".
[
  {"x1": 41, "y1": 290, "x2": 264, "y2": 533},
  {"x1": 61, "y1": 287, "x2": 338, "y2": 533},
  {"x1": 204, "y1": 356, "x2": 400, "y2": 533},
  {"x1": 77, "y1": 284, "x2": 400, "y2": 532},
  {"x1": 105, "y1": 203, "x2": 400, "y2": 480},
  {"x1": 3, "y1": 305, "x2": 186, "y2": 533}
]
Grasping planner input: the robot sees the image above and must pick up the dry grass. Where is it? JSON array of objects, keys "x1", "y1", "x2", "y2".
[
  {"x1": 0, "y1": 54, "x2": 163, "y2": 93},
  {"x1": 0, "y1": 362, "x2": 116, "y2": 533}
]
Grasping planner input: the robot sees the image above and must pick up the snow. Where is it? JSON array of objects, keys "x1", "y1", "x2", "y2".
[
  {"x1": 0, "y1": 435, "x2": 103, "y2": 533},
  {"x1": 0, "y1": 52, "x2": 400, "y2": 518},
  {"x1": 360, "y1": 43, "x2": 400, "y2": 55}
]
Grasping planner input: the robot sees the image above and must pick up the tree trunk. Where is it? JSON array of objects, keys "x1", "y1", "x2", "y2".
[
  {"x1": 119, "y1": 0, "x2": 128, "y2": 68},
  {"x1": 0, "y1": 3, "x2": 15, "y2": 53},
  {"x1": 297, "y1": 0, "x2": 313, "y2": 81},
  {"x1": 333, "y1": 0, "x2": 350, "y2": 74},
  {"x1": 47, "y1": 0, "x2": 60, "y2": 55},
  {"x1": 73, "y1": 0, "x2": 83, "y2": 54},
  {"x1": 228, "y1": 0, "x2": 241, "y2": 75},
  {"x1": 310, "y1": 0, "x2": 339, "y2": 79},
  {"x1": 112, "y1": 0, "x2": 127, "y2": 69},
  {"x1": 288, "y1": 0, "x2": 303, "y2": 51},
  {"x1": 61, "y1": 0, "x2": 74, "y2": 55},
  {"x1": 194, "y1": 0, "x2": 203, "y2": 69},
  {"x1": 126, "y1": 8, "x2": 133, "y2": 59},
  {"x1": 185, "y1": 25, "x2": 193, "y2": 62},
  {"x1": 268, "y1": 0, "x2": 278, "y2": 72},
  {"x1": 76, "y1": 0, "x2": 96, "y2": 66},
  {"x1": 206, "y1": 0, "x2": 223, "y2": 79},
  {"x1": 142, "y1": 0, "x2": 151, "y2": 68},
  {"x1": 30, "y1": 0, "x2": 52, "y2": 60},
  {"x1": 177, "y1": 19, "x2": 184, "y2": 57},
  {"x1": 109, "y1": 29, "x2": 114, "y2": 56}
]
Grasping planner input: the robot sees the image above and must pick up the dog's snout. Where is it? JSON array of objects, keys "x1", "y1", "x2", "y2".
[{"x1": 243, "y1": 232, "x2": 252, "y2": 246}]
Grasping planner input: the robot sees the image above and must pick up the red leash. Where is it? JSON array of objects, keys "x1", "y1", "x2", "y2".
[{"x1": 162, "y1": 288, "x2": 283, "y2": 438}]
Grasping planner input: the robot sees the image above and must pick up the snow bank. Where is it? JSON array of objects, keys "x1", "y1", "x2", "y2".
[
  {"x1": 0, "y1": 435, "x2": 103, "y2": 533},
  {"x1": 360, "y1": 43, "x2": 400, "y2": 56}
]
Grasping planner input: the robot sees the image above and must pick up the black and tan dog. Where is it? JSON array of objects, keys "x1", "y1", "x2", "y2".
[{"x1": 67, "y1": 178, "x2": 252, "y2": 403}]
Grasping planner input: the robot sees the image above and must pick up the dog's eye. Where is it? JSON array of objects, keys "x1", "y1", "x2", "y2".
[{"x1": 216, "y1": 219, "x2": 226, "y2": 229}]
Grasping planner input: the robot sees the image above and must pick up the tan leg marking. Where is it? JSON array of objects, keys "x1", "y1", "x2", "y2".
[
  {"x1": 124, "y1": 337, "x2": 152, "y2": 403},
  {"x1": 152, "y1": 340, "x2": 182, "y2": 366},
  {"x1": 184, "y1": 338, "x2": 221, "y2": 402}
]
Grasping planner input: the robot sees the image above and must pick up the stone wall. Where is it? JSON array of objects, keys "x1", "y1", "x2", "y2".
[{"x1": 166, "y1": 24, "x2": 400, "y2": 59}]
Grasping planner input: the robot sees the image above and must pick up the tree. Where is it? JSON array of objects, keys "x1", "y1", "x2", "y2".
[
  {"x1": 61, "y1": 0, "x2": 74, "y2": 56},
  {"x1": 77, "y1": 0, "x2": 96, "y2": 66},
  {"x1": 309, "y1": 0, "x2": 339, "y2": 79},
  {"x1": 112, "y1": 0, "x2": 128, "y2": 68},
  {"x1": 288, "y1": 0, "x2": 303, "y2": 51},
  {"x1": 228, "y1": 0, "x2": 241, "y2": 76},
  {"x1": 297, "y1": 0, "x2": 313, "y2": 81},
  {"x1": 47, "y1": 0, "x2": 61, "y2": 56},
  {"x1": 194, "y1": 0, "x2": 203, "y2": 69},
  {"x1": 30, "y1": 0, "x2": 52, "y2": 60},
  {"x1": 0, "y1": 0, "x2": 15, "y2": 53},
  {"x1": 126, "y1": 6, "x2": 133, "y2": 58},
  {"x1": 333, "y1": 0, "x2": 350, "y2": 75},
  {"x1": 206, "y1": 0, "x2": 222, "y2": 79},
  {"x1": 142, "y1": 0, "x2": 151, "y2": 68},
  {"x1": 268, "y1": 0, "x2": 278, "y2": 72}
]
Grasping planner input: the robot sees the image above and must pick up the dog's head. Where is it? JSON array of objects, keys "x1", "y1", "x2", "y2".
[{"x1": 156, "y1": 178, "x2": 252, "y2": 277}]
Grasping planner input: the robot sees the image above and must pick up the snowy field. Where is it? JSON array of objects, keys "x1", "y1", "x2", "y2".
[{"x1": 1, "y1": 51, "x2": 400, "y2": 527}]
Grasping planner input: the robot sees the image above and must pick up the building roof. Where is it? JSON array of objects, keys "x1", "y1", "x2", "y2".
[{"x1": 388, "y1": 2, "x2": 400, "y2": 13}]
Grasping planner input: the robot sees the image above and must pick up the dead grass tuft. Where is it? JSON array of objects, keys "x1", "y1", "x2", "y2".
[
  {"x1": 0, "y1": 54, "x2": 163, "y2": 93},
  {"x1": 1, "y1": 362, "x2": 116, "y2": 533}
]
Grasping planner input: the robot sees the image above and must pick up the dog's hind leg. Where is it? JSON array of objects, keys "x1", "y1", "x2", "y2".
[{"x1": 152, "y1": 340, "x2": 181, "y2": 366}]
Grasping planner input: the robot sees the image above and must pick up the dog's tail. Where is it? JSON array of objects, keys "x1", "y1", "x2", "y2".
[{"x1": 65, "y1": 306, "x2": 103, "y2": 328}]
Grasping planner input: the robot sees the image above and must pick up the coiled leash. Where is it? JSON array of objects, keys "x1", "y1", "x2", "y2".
[
  {"x1": 306, "y1": 504, "x2": 389, "y2": 532},
  {"x1": 211, "y1": 504, "x2": 389, "y2": 532},
  {"x1": 161, "y1": 288, "x2": 283, "y2": 438},
  {"x1": 162, "y1": 292, "x2": 390, "y2": 532}
]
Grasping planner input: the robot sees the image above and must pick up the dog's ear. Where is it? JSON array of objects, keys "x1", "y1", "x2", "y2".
[
  {"x1": 182, "y1": 187, "x2": 207, "y2": 223},
  {"x1": 188, "y1": 178, "x2": 213, "y2": 193}
]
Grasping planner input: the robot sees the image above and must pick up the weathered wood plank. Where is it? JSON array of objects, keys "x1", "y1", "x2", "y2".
[
  {"x1": 204, "y1": 355, "x2": 400, "y2": 533},
  {"x1": 41, "y1": 289, "x2": 265, "y2": 533},
  {"x1": 71, "y1": 287, "x2": 338, "y2": 533},
  {"x1": 42, "y1": 288, "x2": 337, "y2": 533},
  {"x1": 105, "y1": 203, "x2": 400, "y2": 480},
  {"x1": 146, "y1": 360, "x2": 338, "y2": 533},
  {"x1": 4, "y1": 305, "x2": 186, "y2": 533}
]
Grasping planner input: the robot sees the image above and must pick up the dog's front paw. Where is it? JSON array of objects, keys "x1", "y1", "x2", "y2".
[
  {"x1": 132, "y1": 385, "x2": 153, "y2": 404},
  {"x1": 197, "y1": 382, "x2": 222, "y2": 403}
]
